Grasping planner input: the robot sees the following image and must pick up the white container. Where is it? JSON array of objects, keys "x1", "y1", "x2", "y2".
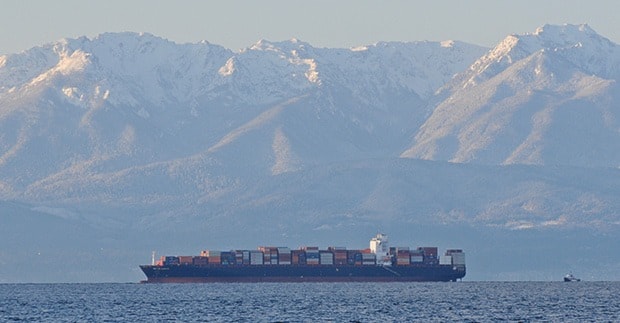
[
  {"x1": 361, "y1": 254, "x2": 376, "y2": 260},
  {"x1": 250, "y1": 252, "x2": 264, "y2": 265},
  {"x1": 205, "y1": 250, "x2": 221, "y2": 257},
  {"x1": 320, "y1": 252, "x2": 334, "y2": 265},
  {"x1": 451, "y1": 253, "x2": 466, "y2": 265},
  {"x1": 440, "y1": 255, "x2": 452, "y2": 265},
  {"x1": 411, "y1": 255, "x2": 424, "y2": 263}
]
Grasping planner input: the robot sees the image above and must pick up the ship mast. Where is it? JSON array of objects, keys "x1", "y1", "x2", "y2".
[{"x1": 152, "y1": 251, "x2": 156, "y2": 266}]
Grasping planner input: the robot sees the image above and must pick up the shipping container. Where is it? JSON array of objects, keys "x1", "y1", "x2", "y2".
[
  {"x1": 334, "y1": 250, "x2": 347, "y2": 264},
  {"x1": 305, "y1": 251, "x2": 320, "y2": 260},
  {"x1": 278, "y1": 247, "x2": 291, "y2": 265},
  {"x1": 250, "y1": 251, "x2": 264, "y2": 265},
  {"x1": 178, "y1": 256, "x2": 193, "y2": 265},
  {"x1": 410, "y1": 255, "x2": 424, "y2": 263},
  {"x1": 306, "y1": 258, "x2": 320, "y2": 265},
  {"x1": 298, "y1": 254, "x2": 307, "y2": 265},
  {"x1": 164, "y1": 256, "x2": 179, "y2": 266},
  {"x1": 419, "y1": 247, "x2": 438, "y2": 258},
  {"x1": 192, "y1": 256, "x2": 209, "y2": 266},
  {"x1": 450, "y1": 252, "x2": 466, "y2": 265},
  {"x1": 203, "y1": 250, "x2": 221, "y2": 257},
  {"x1": 440, "y1": 255, "x2": 452, "y2": 265},
  {"x1": 319, "y1": 252, "x2": 334, "y2": 265}
]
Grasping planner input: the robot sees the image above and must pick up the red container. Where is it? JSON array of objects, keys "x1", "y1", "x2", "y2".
[
  {"x1": 192, "y1": 256, "x2": 209, "y2": 265},
  {"x1": 178, "y1": 256, "x2": 193, "y2": 265}
]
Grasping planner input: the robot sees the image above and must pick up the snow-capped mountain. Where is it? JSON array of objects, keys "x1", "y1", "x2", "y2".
[
  {"x1": 0, "y1": 32, "x2": 485, "y2": 197},
  {"x1": 401, "y1": 24, "x2": 620, "y2": 167},
  {"x1": 1, "y1": 25, "x2": 620, "y2": 282}
]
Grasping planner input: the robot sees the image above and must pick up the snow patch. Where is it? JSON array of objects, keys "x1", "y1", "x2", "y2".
[
  {"x1": 350, "y1": 46, "x2": 368, "y2": 52},
  {"x1": 271, "y1": 127, "x2": 301, "y2": 175},
  {"x1": 303, "y1": 59, "x2": 320, "y2": 83},
  {"x1": 218, "y1": 58, "x2": 235, "y2": 76},
  {"x1": 62, "y1": 87, "x2": 83, "y2": 101},
  {"x1": 31, "y1": 206, "x2": 79, "y2": 220},
  {"x1": 441, "y1": 40, "x2": 455, "y2": 48},
  {"x1": 542, "y1": 216, "x2": 567, "y2": 227},
  {"x1": 208, "y1": 96, "x2": 302, "y2": 153},
  {"x1": 506, "y1": 221, "x2": 535, "y2": 230},
  {"x1": 136, "y1": 107, "x2": 150, "y2": 119}
]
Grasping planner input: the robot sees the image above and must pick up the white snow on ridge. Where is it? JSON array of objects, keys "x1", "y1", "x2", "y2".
[
  {"x1": 2, "y1": 33, "x2": 487, "y2": 106},
  {"x1": 1, "y1": 24, "x2": 620, "y2": 213},
  {"x1": 402, "y1": 23, "x2": 620, "y2": 168}
]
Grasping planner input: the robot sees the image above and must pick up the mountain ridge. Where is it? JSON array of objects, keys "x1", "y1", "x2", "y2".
[
  {"x1": 401, "y1": 23, "x2": 620, "y2": 167},
  {"x1": 1, "y1": 24, "x2": 620, "y2": 282}
]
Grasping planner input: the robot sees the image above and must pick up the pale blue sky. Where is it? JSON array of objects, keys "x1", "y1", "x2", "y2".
[{"x1": 1, "y1": 0, "x2": 618, "y2": 55}]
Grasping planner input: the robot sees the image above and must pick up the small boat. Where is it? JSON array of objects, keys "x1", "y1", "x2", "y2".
[{"x1": 563, "y1": 273, "x2": 581, "y2": 282}]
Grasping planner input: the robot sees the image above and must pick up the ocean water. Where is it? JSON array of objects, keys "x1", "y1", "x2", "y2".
[{"x1": 1, "y1": 282, "x2": 618, "y2": 322}]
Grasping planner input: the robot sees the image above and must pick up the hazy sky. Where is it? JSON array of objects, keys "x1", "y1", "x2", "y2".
[{"x1": 1, "y1": 0, "x2": 618, "y2": 55}]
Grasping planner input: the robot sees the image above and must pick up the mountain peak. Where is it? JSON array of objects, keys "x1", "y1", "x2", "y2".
[
  {"x1": 532, "y1": 23, "x2": 595, "y2": 38},
  {"x1": 248, "y1": 38, "x2": 312, "y2": 53},
  {"x1": 440, "y1": 40, "x2": 456, "y2": 48},
  {"x1": 455, "y1": 23, "x2": 619, "y2": 89}
]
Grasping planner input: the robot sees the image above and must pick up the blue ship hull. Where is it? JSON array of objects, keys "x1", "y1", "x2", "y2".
[{"x1": 140, "y1": 264, "x2": 466, "y2": 283}]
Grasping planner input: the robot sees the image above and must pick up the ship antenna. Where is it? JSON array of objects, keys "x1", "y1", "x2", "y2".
[{"x1": 152, "y1": 251, "x2": 156, "y2": 266}]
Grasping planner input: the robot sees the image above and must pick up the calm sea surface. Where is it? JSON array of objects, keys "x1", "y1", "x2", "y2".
[{"x1": 1, "y1": 282, "x2": 618, "y2": 322}]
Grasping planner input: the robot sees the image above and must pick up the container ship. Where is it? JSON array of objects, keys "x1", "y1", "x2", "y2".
[{"x1": 139, "y1": 234, "x2": 466, "y2": 283}]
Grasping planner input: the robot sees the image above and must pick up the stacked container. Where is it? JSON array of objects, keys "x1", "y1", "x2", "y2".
[
  {"x1": 347, "y1": 250, "x2": 363, "y2": 265},
  {"x1": 439, "y1": 255, "x2": 452, "y2": 265},
  {"x1": 259, "y1": 247, "x2": 279, "y2": 265},
  {"x1": 234, "y1": 251, "x2": 243, "y2": 265},
  {"x1": 203, "y1": 250, "x2": 221, "y2": 264},
  {"x1": 164, "y1": 256, "x2": 180, "y2": 266},
  {"x1": 250, "y1": 251, "x2": 264, "y2": 265},
  {"x1": 156, "y1": 241, "x2": 464, "y2": 271},
  {"x1": 329, "y1": 247, "x2": 347, "y2": 265},
  {"x1": 192, "y1": 256, "x2": 209, "y2": 266},
  {"x1": 361, "y1": 253, "x2": 376, "y2": 265},
  {"x1": 303, "y1": 247, "x2": 320, "y2": 265},
  {"x1": 220, "y1": 251, "x2": 235, "y2": 265},
  {"x1": 278, "y1": 247, "x2": 291, "y2": 265},
  {"x1": 446, "y1": 249, "x2": 466, "y2": 266},
  {"x1": 410, "y1": 250, "x2": 424, "y2": 263},
  {"x1": 319, "y1": 251, "x2": 334, "y2": 265},
  {"x1": 419, "y1": 247, "x2": 438, "y2": 264},
  {"x1": 178, "y1": 256, "x2": 193, "y2": 265},
  {"x1": 395, "y1": 247, "x2": 410, "y2": 265},
  {"x1": 236, "y1": 250, "x2": 250, "y2": 265},
  {"x1": 291, "y1": 250, "x2": 302, "y2": 264}
]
